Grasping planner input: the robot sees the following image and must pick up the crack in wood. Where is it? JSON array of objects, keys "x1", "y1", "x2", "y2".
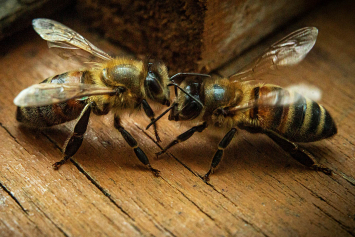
[
  {"x1": 297, "y1": 181, "x2": 347, "y2": 216},
  {"x1": 241, "y1": 136, "x2": 265, "y2": 155},
  {"x1": 135, "y1": 124, "x2": 206, "y2": 179},
  {"x1": 313, "y1": 203, "x2": 355, "y2": 236},
  {"x1": 134, "y1": 123, "x2": 163, "y2": 149},
  {"x1": 116, "y1": 123, "x2": 243, "y2": 235},
  {"x1": 337, "y1": 172, "x2": 355, "y2": 187},
  {"x1": 40, "y1": 131, "x2": 63, "y2": 153},
  {"x1": 0, "y1": 182, "x2": 28, "y2": 215},
  {"x1": 40, "y1": 125, "x2": 203, "y2": 236},
  {"x1": 127, "y1": 196, "x2": 176, "y2": 237},
  {"x1": 166, "y1": 176, "x2": 268, "y2": 236},
  {"x1": 0, "y1": 122, "x2": 17, "y2": 141},
  {"x1": 205, "y1": 184, "x2": 269, "y2": 236},
  {"x1": 242, "y1": 125, "x2": 355, "y2": 188},
  {"x1": 168, "y1": 186, "x2": 222, "y2": 227},
  {"x1": 39, "y1": 131, "x2": 145, "y2": 235},
  {"x1": 0, "y1": 123, "x2": 32, "y2": 216},
  {"x1": 0, "y1": 122, "x2": 72, "y2": 235},
  {"x1": 0, "y1": 122, "x2": 30, "y2": 154},
  {"x1": 135, "y1": 124, "x2": 214, "y2": 179},
  {"x1": 268, "y1": 174, "x2": 305, "y2": 201},
  {"x1": 162, "y1": 171, "x2": 269, "y2": 236},
  {"x1": 137, "y1": 123, "x2": 270, "y2": 235},
  {"x1": 327, "y1": 174, "x2": 355, "y2": 197},
  {"x1": 136, "y1": 124, "x2": 270, "y2": 236},
  {"x1": 31, "y1": 201, "x2": 70, "y2": 237},
  {"x1": 71, "y1": 162, "x2": 135, "y2": 219}
]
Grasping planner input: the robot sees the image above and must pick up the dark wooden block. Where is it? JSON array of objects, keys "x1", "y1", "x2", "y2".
[
  {"x1": 77, "y1": 0, "x2": 322, "y2": 73},
  {"x1": 0, "y1": 0, "x2": 72, "y2": 40}
]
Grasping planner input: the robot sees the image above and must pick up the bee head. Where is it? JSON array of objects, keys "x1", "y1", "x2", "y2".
[
  {"x1": 169, "y1": 80, "x2": 203, "y2": 121},
  {"x1": 145, "y1": 73, "x2": 209, "y2": 131},
  {"x1": 144, "y1": 61, "x2": 170, "y2": 106}
]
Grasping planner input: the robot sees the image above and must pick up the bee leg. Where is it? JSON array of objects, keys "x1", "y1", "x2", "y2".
[
  {"x1": 53, "y1": 104, "x2": 92, "y2": 170},
  {"x1": 203, "y1": 128, "x2": 238, "y2": 182},
  {"x1": 156, "y1": 122, "x2": 207, "y2": 158},
  {"x1": 141, "y1": 99, "x2": 161, "y2": 142},
  {"x1": 265, "y1": 130, "x2": 332, "y2": 175},
  {"x1": 114, "y1": 115, "x2": 160, "y2": 177}
]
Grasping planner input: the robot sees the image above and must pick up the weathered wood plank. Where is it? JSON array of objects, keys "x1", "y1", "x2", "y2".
[
  {"x1": 0, "y1": 0, "x2": 354, "y2": 236},
  {"x1": 77, "y1": 0, "x2": 323, "y2": 73},
  {"x1": 0, "y1": 185, "x2": 61, "y2": 237}
]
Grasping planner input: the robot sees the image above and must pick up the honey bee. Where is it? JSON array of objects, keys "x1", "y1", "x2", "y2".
[
  {"x1": 147, "y1": 27, "x2": 337, "y2": 181},
  {"x1": 14, "y1": 18, "x2": 208, "y2": 176}
]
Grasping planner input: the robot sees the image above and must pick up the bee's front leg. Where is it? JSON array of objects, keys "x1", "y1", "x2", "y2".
[
  {"x1": 203, "y1": 128, "x2": 238, "y2": 182},
  {"x1": 53, "y1": 103, "x2": 92, "y2": 169},
  {"x1": 114, "y1": 115, "x2": 160, "y2": 177},
  {"x1": 156, "y1": 122, "x2": 208, "y2": 158},
  {"x1": 141, "y1": 99, "x2": 161, "y2": 142}
]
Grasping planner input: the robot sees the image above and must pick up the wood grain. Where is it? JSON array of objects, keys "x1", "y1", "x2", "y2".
[
  {"x1": 77, "y1": 0, "x2": 323, "y2": 73},
  {"x1": 1, "y1": 0, "x2": 354, "y2": 236}
]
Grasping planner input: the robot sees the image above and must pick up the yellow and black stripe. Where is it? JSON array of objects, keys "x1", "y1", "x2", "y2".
[
  {"x1": 16, "y1": 71, "x2": 89, "y2": 128},
  {"x1": 16, "y1": 99, "x2": 87, "y2": 128},
  {"x1": 247, "y1": 85, "x2": 337, "y2": 142}
]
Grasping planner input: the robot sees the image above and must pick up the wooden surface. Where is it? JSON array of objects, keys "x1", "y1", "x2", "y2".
[
  {"x1": 200, "y1": 0, "x2": 321, "y2": 72},
  {"x1": 77, "y1": 0, "x2": 322, "y2": 73},
  {"x1": 1, "y1": 0, "x2": 355, "y2": 236}
]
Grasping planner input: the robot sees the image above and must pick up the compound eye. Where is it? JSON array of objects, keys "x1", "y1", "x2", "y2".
[
  {"x1": 145, "y1": 72, "x2": 163, "y2": 99},
  {"x1": 180, "y1": 101, "x2": 202, "y2": 120},
  {"x1": 147, "y1": 72, "x2": 163, "y2": 94}
]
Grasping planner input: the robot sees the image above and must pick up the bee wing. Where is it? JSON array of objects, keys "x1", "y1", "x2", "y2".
[
  {"x1": 284, "y1": 83, "x2": 322, "y2": 102},
  {"x1": 33, "y1": 18, "x2": 113, "y2": 63},
  {"x1": 222, "y1": 87, "x2": 312, "y2": 114},
  {"x1": 14, "y1": 83, "x2": 116, "y2": 107},
  {"x1": 229, "y1": 27, "x2": 318, "y2": 83}
]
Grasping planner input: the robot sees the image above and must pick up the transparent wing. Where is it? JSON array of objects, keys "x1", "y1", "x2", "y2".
[
  {"x1": 229, "y1": 27, "x2": 318, "y2": 83},
  {"x1": 219, "y1": 86, "x2": 318, "y2": 115},
  {"x1": 33, "y1": 18, "x2": 113, "y2": 63},
  {"x1": 284, "y1": 83, "x2": 322, "y2": 102},
  {"x1": 14, "y1": 83, "x2": 116, "y2": 107}
]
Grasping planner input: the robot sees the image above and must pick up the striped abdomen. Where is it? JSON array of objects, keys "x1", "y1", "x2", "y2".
[
  {"x1": 247, "y1": 85, "x2": 337, "y2": 142},
  {"x1": 16, "y1": 71, "x2": 89, "y2": 128}
]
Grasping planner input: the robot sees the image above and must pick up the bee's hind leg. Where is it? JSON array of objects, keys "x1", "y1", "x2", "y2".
[
  {"x1": 53, "y1": 103, "x2": 92, "y2": 169},
  {"x1": 265, "y1": 130, "x2": 332, "y2": 175},
  {"x1": 114, "y1": 115, "x2": 160, "y2": 177},
  {"x1": 203, "y1": 128, "x2": 238, "y2": 182}
]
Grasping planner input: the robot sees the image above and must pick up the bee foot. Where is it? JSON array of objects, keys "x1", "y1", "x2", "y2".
[
  {"x1": 147, "y1": 165, "x2": 161, "y2": 177},
  {"x1": 202, "y1": 174, "x2": 210, "y2": 183},
  {"x1": 52, "y1": 161, "x2": 64, "y2": 170},
  {"x1": 322, "y1": 168, "x2": 333, "y2": 175},
  {"x1": 155, "y1": 151, "x2": 165, "y2": 159},
  {"x1": 312, "y1": 165, "x2": 332, "y2": 175},
  {"x1": 52, "y1": 156, "x2": 70, "y2": 170},
  {"x1": 202, "y1": 168, "x2": 213, "y2": 183}
]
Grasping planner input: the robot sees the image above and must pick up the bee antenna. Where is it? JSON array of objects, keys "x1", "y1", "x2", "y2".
[
  {"x1": 167, "y1": 83, "x2": 204, "y2": 108},
  {"x1": 146, "y1": 102, "x2": 177, "y2": 130},
  {"x1": 169, "y1": 72, "x2": 210, "y2": 84}
]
